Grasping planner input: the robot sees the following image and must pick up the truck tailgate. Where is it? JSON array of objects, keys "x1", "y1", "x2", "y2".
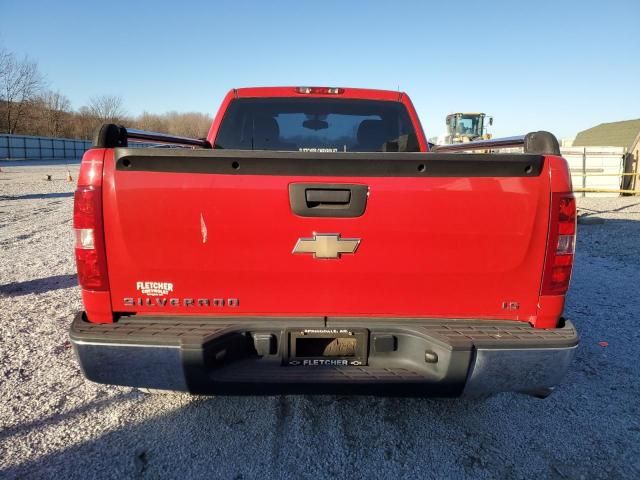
[{"x1": 102, "y1": 149, "x2": 550, "y2": 321}]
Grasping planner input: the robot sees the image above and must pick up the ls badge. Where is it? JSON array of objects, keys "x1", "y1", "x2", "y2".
[{"x1": 292, "y1": 233, "x2": 360, "y2": 259}]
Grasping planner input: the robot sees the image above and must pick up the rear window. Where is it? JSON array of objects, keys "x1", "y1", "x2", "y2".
[{"x1": 214, "y1": 98, "x2": 418, "y2": 152}]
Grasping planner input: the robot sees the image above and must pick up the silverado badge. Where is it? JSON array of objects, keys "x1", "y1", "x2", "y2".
[{"x1": 292, "y1": 233, "x2": 360, "y2": 259}]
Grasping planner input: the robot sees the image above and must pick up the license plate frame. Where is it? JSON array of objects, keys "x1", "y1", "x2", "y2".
[{"x1": 286, "y1": 328, "x2": 368, "y2": 366}]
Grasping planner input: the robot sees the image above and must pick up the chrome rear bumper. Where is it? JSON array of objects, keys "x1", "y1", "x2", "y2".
[{"x1": 70, "y1": 313, "x2": 578, "y2": 397}]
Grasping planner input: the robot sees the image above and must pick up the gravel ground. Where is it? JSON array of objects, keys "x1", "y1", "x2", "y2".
[{"x1": 1, "y1": 163, "x2": 639, "y2": 479}]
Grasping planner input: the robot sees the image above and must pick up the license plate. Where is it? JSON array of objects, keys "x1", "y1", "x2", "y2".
[{"x1": 286, "y1": 328, "x2": 368, "y2": 366}]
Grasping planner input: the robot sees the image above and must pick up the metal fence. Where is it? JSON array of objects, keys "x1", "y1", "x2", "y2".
[
  {"x1": 0, "y1": 134, "x2": 154, "y2": 160},
  {"x1": 562, "y1": 146, "x2": 628, "y2": 197},
  {"x1": 0, "y1": 134, "x2": 91, "y2": 160}
]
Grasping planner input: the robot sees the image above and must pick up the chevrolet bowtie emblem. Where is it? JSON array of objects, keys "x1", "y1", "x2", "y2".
[{"x1": 292, "y1": 234, "x2": 361, "y2": 259}]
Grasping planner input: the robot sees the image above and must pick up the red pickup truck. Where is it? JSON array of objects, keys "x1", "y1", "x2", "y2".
[{"x1": 70, "y1": 86, "x2": 578, "y2": 397}]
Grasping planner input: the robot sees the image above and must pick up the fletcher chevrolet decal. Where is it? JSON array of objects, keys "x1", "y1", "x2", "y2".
[{"x1": 136, "y1": 281, "x2": 174, "y2": 296}]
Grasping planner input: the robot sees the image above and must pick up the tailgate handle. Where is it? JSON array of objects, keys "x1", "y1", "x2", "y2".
[
  {"x1": 305, "y1": 188, "x2": 351, "y2": 205},
  {"x1": 289, "y1": 183, "x2": 368, "y2": 218}
]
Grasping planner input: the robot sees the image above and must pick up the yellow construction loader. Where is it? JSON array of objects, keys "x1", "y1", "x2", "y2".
[{"x1": 445, "y1": 113, "x2": 493, "y2": 144}]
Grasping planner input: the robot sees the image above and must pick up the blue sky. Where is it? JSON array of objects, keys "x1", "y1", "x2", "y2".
[{"x1": 2, "y1": 0, "x2": 639, "y2": 139}]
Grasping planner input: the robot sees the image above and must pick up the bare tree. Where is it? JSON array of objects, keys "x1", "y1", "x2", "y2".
[
  {"x1": 88, "y1": 95, "x2": 126, "y2": 123},
  {"x1": 135, "y1": 111, "x2": 169, "y2": 132},
  {"x1": 0, "y1": 49, "x2": 45, "y2": 133},
  {"x1": 72, "y1": 106, "x2": 100, "y2": 140},
  {"x1": 0, "y1": 48, "x2": 212, "y2": 139},
  {"x1": 165, "y1": 111, "x2": 212, "y2": 138},
  {"x1": 39, "y1": 90, "x2": 71, "y2": 137}
]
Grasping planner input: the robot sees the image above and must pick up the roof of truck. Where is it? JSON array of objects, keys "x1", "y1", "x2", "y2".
[{"x1": 233, "y1": 86, "x2": 405, "y2": 101}]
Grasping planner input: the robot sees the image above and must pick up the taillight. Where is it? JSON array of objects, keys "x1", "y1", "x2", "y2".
[
  {"x1": 541, "y1": 193, "x2": 576, "y2": 295},
  {"x1": 73, "y1": 186, "x2": 109, "y2": 290},
  {"x1": 295, "y1": 86, "x2": 344, "y2": 95}
]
